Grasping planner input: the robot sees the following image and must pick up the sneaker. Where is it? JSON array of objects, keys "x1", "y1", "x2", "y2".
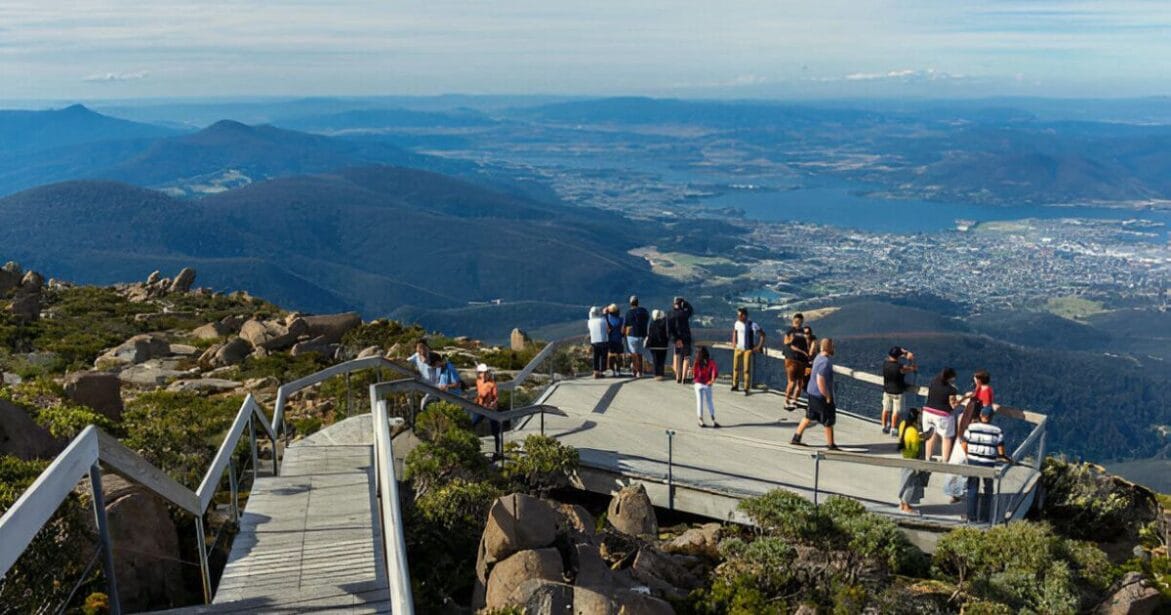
[
  {"x1": 712, "y1": 421, "x2": 721, "y2": 428},
  {"x1": 790, "y1": 434, "x2": 804, "y2": 446},
  {"x1": 730, "y1": 385, "x2": 740, "y2": 392},
  {"x1": 881, "y1": 426, "x2": 890, "y2": 435},
  {"x1": 826, "y1": 444, "x2": 841, "y2": 452},
  {"x1": 698, "y1": 422, "x2": 708, "y2": 428}
]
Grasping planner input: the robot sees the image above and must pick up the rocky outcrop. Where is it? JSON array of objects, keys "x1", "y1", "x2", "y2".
[
  {"x1": 1096, "y1": 572, "x2": 1164, "y2": 615},
  {"x1": 192, "y1": 322, "x2": 231, "y2": 340},
  {"x1": 168, "y1": 267, "x2": 196, "y2": 293},
  {"x1": 607, "y1": 482, "x2": 658, "y2": 537},
  {"x1": 663, "y1": 522, "x2": 722, "y2": 559},
  {"x1": 100, "y1": 334, "x2": 172, "y2": 366},
  {"x1": 166, "y1": 378, "x2": 242, "y2": 394},
  {"x1": 117, "y1": 362, "x2": 188, "y2": 387},
  {"x1": 90, "y1": 475, "x2": 186, "y2": 611},
  {"x1": 240, "y1": 317, "x2": 307, "y2": 351},
  {"x1": 6, "y1": 266, "x2": 45, "y2": 322},
  {"x1": 510, "y1": 328, "x2": 531, "y2": 351},
  {"x1": 0, "y1": 262, "x2": 20, "y2": 294},
  {"x1": 482, "y1": 493, "x2": 562, "y2": 562},
  {"x1": 485, "y1": 548, "x2": 564, "y2": 610},
  {"x1": 357, "y1": 345, "x2": 384, "y2": 359},
  {"x1": 0, "y1": 399, "x2": 64, "y2": 459},
  {"x1": 290, "y1": 336, "x2": 338, "y2": 359},
  {"x1": 63, "y1": 371, "x2": 124, "y2": 422},
  {"x1": 199, "y1": 337, "x2": 251, "y2": 369},
  {"x1": 301, "y1": 312, "x2": 362, "y2": 344}
]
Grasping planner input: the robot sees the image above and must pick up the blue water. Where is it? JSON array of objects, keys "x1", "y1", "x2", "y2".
[{"x1": 703, "y1": 181, "x2": 1171, "y2": 239}]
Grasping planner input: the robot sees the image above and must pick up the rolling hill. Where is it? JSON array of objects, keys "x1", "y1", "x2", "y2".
[{"x1": 0, "y1": 104, "x2": 175, "y2": 152}]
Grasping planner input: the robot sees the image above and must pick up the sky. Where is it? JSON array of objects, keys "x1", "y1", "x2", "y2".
[{"x1": 2, "y1": 0, "x2": 1171, "y2": 101}]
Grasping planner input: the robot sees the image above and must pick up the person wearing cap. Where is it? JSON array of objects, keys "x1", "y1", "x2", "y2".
[
  {"x1": 881, "y1": 346, "x2": 917, "y2": 435},
  {"x1": 624, "y1": 295, "x2": 650, "y2": 378},
  {"x1": 474, "y1": 363, "x2": 503, "y2": 455},
  {"x1": 605, "y1": 304, "x2": 625, "y2": 377},
  {"x1": 667, "y1": 296, "x2": 694, "y2": 383},
  {"x1": 961, "y1": 406, "x2": 1009, "y2": 523},
  {"x1": 647, "y1": 309, "x2": 670, "y2": 380},
  {"x1": 731, "y1": 307, "x2": 765, "y2": 395},
  {"x1": 587, "y1": 306, "x2": 608, "y2": 379}
]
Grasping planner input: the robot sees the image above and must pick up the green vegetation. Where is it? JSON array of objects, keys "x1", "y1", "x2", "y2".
[
  {"x1": 1045, "y1": 295, "x2": 1106, "y2": 320},
  {"x1": 1039, "y1": 456, "x2": 1155, "y2": 542},
  {"x1": 122, "y1": 391, "x2": 245, "y2": 489},
  {"x1": 0, "y1": 377, "x2": 114, "y2": 439}
]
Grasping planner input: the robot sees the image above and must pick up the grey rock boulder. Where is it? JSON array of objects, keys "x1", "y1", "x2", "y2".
[
  {"x1": 482, "y1": 493, "x2": 562, "y2": 562},
  {"x1": 484, "y1": 548, "x2": 564, "y2": 611},
  {"x1": 301, "y1": 312, "x2": 362, "y2": 343},
  {"x1": 63, "y1": 371, "x2": 124, "y2": 422},
  {"x1": 1096, "y1": 571, "x2": 1163, "y2": 615},
  {"x1": 168, "y1": 267, "x2": 196, "y2": 293},
  {"x1": 101, "y1": 334, "x2": 172, "y2": 365},
  {"x1": 607, "y1": 483, "x2": 658, "y2": 537},
  {"x1": 0, "y1": 399, "x2": 64, "y2": 459}
]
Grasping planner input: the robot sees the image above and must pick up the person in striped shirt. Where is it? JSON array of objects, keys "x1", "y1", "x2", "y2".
[{"x1": 961, "y1": 406, "x2": 1009, "y2": 523}]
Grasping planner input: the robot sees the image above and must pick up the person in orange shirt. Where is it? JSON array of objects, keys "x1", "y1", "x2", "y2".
[{"x1": 474, "y1": 363, "x2": 502, "y2": 456}]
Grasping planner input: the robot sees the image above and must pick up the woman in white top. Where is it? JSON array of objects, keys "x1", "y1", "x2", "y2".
[{"x1": 587, "y1": 306, "x2": 609, "y2": 379}]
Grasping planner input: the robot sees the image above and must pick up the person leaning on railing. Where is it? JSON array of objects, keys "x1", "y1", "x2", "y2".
[
  {"x1": 646, "y1": 309, "x2": 670, "y2": 380},
  {"x1": 961, "y1": 406, "x2": 1011, "y2": 523}
]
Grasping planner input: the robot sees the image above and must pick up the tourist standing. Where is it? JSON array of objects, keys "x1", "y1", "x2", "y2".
[
  {"x1": 587, "y1": 306, "x2": 608, "y2": 378},
  {"x1": 693, "y1": 346, "x2": 720, "y2": 428},
  {"x1": 972, "y1": 370, "x2": 994, "y2": 411},
  {"x1": 897, "y1": 406, "x2": 927, "y2": 514},
  {"x1": 790, "y1": 338, "x2": 839, "y2": 450},
  {"x1": 624, "y1": 296, "x2": 650, "y2": 378},
  {"x1": 605, "y1": 304, "x2": 625, "y2": 377},
  {"x1": 961, "y1": 406, "x2": 1008, "y2": 523},
  {"x1": 474, "y1": 363, "x2": 503, "y2": 455},
  {"x1": 881, "y1": 346, "x2": 916, "y2": 435},
  {"x1": 405, "y1": 338, "x2": 433, "y2": 381},
  {"x1": 647, "y1": 309, "x2": 670, "y2": 380},
  {"x1": 782, "y1": 314, "x2": 810, "y2": 410},
  {"x1": 429, "y1": 352, "x2": 463, "y2": 393},
  {"x1": 731, "y1": 307, "x2": 765, "y2": 395},
  {"x1": 923, "y1": 368, "x2": 961, "y2": 462},
  {"x1": 667, "y1": 296, "x2": 694, "y2": 383}
]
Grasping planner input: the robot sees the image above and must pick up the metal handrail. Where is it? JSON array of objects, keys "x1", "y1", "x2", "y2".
[
  {"x1": 0, "y1": 394, "x2": 279, "y2": 613},
  {"x1": 371, "y1": 399, "x2": 412, "y2": 615},
  {"x1": 497, "y1": 335, "x2": 588, "y2": 391}
]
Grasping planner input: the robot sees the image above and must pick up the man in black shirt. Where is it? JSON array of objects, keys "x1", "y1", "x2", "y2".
[
  {"x1": 881, "y1": 346, "x2": 916, "y2": 435},
  {"x1": 667, "y1": 297, "x2": 694, "y2": 383},
  {"x1": 782, "y1": 313, "x2": 809, "y2": 410},
  {"x1": 624, "y1": 295, "x2": 650, "y2": 378}
]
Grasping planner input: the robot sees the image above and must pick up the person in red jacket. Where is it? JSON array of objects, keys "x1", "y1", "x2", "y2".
[{"x1": 693, "y1": 346, "x2": 720, "y2": 428}]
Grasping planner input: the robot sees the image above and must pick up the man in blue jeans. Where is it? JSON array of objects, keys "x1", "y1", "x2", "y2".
[{"x1": 961, "y1": 406, "x2": 1009, "y2": 523}]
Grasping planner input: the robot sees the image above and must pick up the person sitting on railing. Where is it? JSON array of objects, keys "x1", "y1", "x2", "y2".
[
  {"x1": 897, "y1": 407, "x2": 928, "y2": 515},
  {"x1": 474, "y1": 363, "x2": 503, "y2": 455},
  {"x1": 587, "y1": 306, "x2": 609, "y2": 379},
  {"x1": 405, "y1": 338, "x2": 433, "y2": 381},
  {"x1": 961, "y1": 406, "x2": 1010, "y2": 523},
  {"x1": 647, "y1": 309, "x2": 670, "y2": 381},
  {"x1": 923, "y1": 367, "x2": 962, "y2": 462}
]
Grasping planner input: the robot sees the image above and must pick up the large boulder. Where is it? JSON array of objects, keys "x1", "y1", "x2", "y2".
[
  {"x1": 0, "y1": 266, "x2": 19, "y2": 294},
  {"x1": 168, "y1": 267, "x2": 196, "y2": 293},
  {"x1": 630, "y1": 547, "x2": 700, "y2": 600},
  {"x1": 1096, "y1": 571, "x2": 1163, "y2": 615},
  {"x1": 63, "y1": 372, "x2": 124, "y2": 422},
  {"x1": 559, "y1": 503, "x2": 596, "y2": 539},
  {"x1": 290, "y1": 336, "x2": 337, "y2": 358},
  {"x1": 482, "y1": 493, "x2": 562, "y2": 562},
  {"x1": 501, "y1": 579, "x2": 575, "y2": 614},
  {"x1": 0, "y1": 400, "x2": 64, "y2": 459},
  {"x1": 484, "y1": 548, "x2": 564, "y2": 610},
  {"x1": 240, "y1": 318, "x2": 307, "y2": 351},
  {"x1": 191, "y1": 322, "x2": 231, "y2": 340},
  {"x1": 607, "y1": 483, "x2": 658, "y2": 537},
  {"x1": 663, "y1": 523, "x2": 722, "y2": 559},
  {"x1": 356, "y1": 345, "x2": 384, "y2": 359},
  {"x1": 209, "y1": 337, "x2": 252, "y2": 368},
  {"x1": 20, "y1": 270, "x2": 44, "y2": 291},
  {"x1": 100, "y1": 334, "x2": 172, "y2": 365},
  {"x1": 92, "y1": 475, "x2": 187, "y2": 611},
  {"x1": 301, "y1": 312, "x2": 362, "y2": 344},
  {"x1": 117, "y1": 363, "x2": 188, "y2": 387},
  {"x1": 573, "y1": 543, "x2": 618, "y2": 590},
  {"x1": 510, "y1": 328, "x2": 531, "y2": 351},
  {"x1": 7, "y1": 291, "x2": 42, "y2": 321},
  {"x1": 166, "y1": 378, "x2": 242, "y2": 394}
]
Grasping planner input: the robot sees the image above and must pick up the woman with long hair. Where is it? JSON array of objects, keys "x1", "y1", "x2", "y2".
[{"x1": 693, "y1": 346, "x2": 719, "y2": 428}]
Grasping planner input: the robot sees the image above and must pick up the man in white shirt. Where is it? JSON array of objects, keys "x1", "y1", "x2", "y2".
[{"x1": 731, "y1": 307, "x2": 765, "y2": 396}]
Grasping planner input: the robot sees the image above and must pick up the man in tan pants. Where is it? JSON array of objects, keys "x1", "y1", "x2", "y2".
[{"x1": 731, "y1": 307, "x2": 764, "y2": 396}]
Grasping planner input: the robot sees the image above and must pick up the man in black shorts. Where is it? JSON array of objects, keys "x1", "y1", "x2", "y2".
[
  {"x1": 791, "y1": 338, "x2": 839, "y2": 450},
  {"x1": 782, "y1": 313, "x2": 809, "y2": 411}
]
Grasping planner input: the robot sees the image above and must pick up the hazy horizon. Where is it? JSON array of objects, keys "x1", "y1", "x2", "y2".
[{"x1": 5, "y1": 1, "x2": 1171, "y2": 101}]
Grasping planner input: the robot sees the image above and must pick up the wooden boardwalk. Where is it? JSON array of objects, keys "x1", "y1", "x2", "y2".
[
  {"x1": 511, "y1": 376, "x2": 1038, "y2": 527},
  {"x1": 155, "y1": 418, "x2": 391, "y2": 614}
]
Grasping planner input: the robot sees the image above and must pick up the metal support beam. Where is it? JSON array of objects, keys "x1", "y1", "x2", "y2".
[
  {"x1": 228, "y1": 458, "x2": 239, "y2": 523},
  {"x1": 248, "y1": 416, "x2": 259, "y2": 482},
  {"x1": 666, "y1": 430, "x2": 676, "y2": 511},
  {"x1": 812, "y1": 452, "x2": 822, "y2": 508},
  {"x1": 195, "y1": 517, "x2": 211, "y2": 604},
  {"x1": 89, "y1": 464, "x2": 121, "y2": 615}
]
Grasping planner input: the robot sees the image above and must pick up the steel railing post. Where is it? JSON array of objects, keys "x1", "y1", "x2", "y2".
[
  {"x1": 994, "y1": 475, "x2": 1004, "y2": 525},
  {"x1": 666, "y1": 430, "x2": 676, "y2": 510},
  {"x1": 89, "y1": 463, "x2": 121, "y2": 615},
  {"x1": 812, "y1": 452, "x2": 822, "y2": 508},
  {"x1": 346, "y1": 372, "x2": 353, "y2": 418},
  {"x1": 228, "y1": 458, "x2": 239, "y2": 523},
  {"x1": 195, "y1": 516, "x2": 211, "y2": 604},
  {"x1": 248, "y1": 415, "x2": 259, "y2": 481}
]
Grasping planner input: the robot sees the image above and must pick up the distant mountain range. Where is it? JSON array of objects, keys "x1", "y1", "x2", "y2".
[{"x1": 0, "y1": 167, "x2": 672, "y2": 331}]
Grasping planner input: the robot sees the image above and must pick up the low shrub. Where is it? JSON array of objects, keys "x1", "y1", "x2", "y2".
[
  {"x1": 501, "y1": 434, "x2": 579, "y2": 496},
  {"x1": 122, "y1": 391, "x2": 244, "y2": 489}
]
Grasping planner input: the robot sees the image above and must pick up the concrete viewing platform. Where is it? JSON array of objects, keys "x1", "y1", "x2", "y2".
[{"x1": 509, "y1": 376, "x2": 1039, "y2": 532}]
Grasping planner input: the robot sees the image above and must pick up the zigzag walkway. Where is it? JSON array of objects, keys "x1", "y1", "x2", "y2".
[{"x1": 153, "y1": 417, "x2": 391, "y2": 614}]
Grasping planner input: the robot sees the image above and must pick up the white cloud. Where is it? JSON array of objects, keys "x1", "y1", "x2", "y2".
[
  {"x1": 82, "y1": 70, "x2": 148, "y2": 83},
  {"x1": 842, "y1": 68, "x2": 962, "y2": 81}
]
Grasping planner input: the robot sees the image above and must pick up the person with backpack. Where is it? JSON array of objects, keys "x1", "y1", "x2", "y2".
[
  {"x1": 624, "y1": 295, "x2": 650, "y2": 378},
  {"x1": 897, "y1": 406, "x2": 928, "y2": 514},
  {"x1": 693, "y1": 346, "x2": 720, "y2": 428},
  {"x1": 731, "y1": 307, "x2": 765, "y2": 395},
  {"x1": 647, "y1": 309, "x2": 670, "y2": 380},
  {"x1": 881, "y1": 346, "x2": 917, "y2": 435}
]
